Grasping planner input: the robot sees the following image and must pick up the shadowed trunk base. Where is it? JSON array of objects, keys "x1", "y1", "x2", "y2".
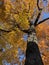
[{"x1": 25, "y1": 42, "x2": 44, "y2": 65}]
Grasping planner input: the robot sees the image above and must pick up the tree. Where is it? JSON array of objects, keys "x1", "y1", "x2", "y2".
[{"x1": 0, "y1": 0, "x2": 49, "y2": 65}]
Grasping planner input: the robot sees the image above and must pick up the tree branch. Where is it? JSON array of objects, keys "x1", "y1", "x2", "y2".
[
  {"x1": 34, "y1": 0, "x2": 49, "y2": 26},
  {"x1": 0, "y1": 29, "x2": 11, "y2": 33},
  {"x1": 28, "y1": 0, "x2": 42, "y2": 26},
  {"x1": 14, "y1": 23, "x2": 29, "y2": 33},
  {"x1": 37, "y1": 18, "x2": 49, "y2": 25},
  {"x1": 37, "y1": 0, "x2": 42, "y2": 10},
  {"x1": 34, "y1": 12, "x2": 42, "y2": 26},
  {"x1": 33, "y1": 0, "x2": 43, "y2": 26}
]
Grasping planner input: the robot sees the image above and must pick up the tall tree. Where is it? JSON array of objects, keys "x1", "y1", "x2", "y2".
[{"x1": 0, "y1": 0, "x2": 49, "y2": 65}]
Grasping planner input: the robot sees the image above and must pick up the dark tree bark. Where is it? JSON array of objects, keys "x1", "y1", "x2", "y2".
[{"x1": 25, "y1": 42, "x2": 44, "y2": 65}]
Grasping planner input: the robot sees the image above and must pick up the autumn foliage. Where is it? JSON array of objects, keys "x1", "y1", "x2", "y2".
[{"x1": 0, "y1": 0, "x2": 49, "y2": 65}]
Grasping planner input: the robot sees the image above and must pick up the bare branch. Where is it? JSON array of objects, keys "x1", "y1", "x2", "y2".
[
  {"x1": 37, "y1": 18, "x2": 49, "y2": 25},
  {"x1": 37, "y1": 0, "x2": 42, "y2": 11},
  {"x1": 34, "y1": 12, "x2": 42, "y2": 26},
  {"x1": 28, "y1": 0, "x2": 42, "y2": 26}
]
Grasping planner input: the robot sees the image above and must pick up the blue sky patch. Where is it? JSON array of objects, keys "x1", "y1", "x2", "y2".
[
  {"x1": 23, "y1": 34, "x2": 28, "y2": 41},
  {"x1": 42, "y1": 12, "x2": 49, "y2": 19},
  {"x1": 42, "y1": 0, "x2": 48, "y2": 7}
]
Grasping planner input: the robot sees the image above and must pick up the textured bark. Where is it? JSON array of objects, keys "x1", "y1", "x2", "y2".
[
  {"x1": 25, "y1": 42, "x2": 44, "y2": 65},
  {"x1": 24, "y1": 25, "x2": 44, "y2": 65}
]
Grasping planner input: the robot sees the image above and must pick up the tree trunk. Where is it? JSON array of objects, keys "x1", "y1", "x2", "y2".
[{"x1": 25, "y1": 25, "x2": 44, "y2": 65}]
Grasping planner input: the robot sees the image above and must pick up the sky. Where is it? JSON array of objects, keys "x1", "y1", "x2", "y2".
[{"x1": 42, "y1": 12, "x2": 49, "y2": 19}]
